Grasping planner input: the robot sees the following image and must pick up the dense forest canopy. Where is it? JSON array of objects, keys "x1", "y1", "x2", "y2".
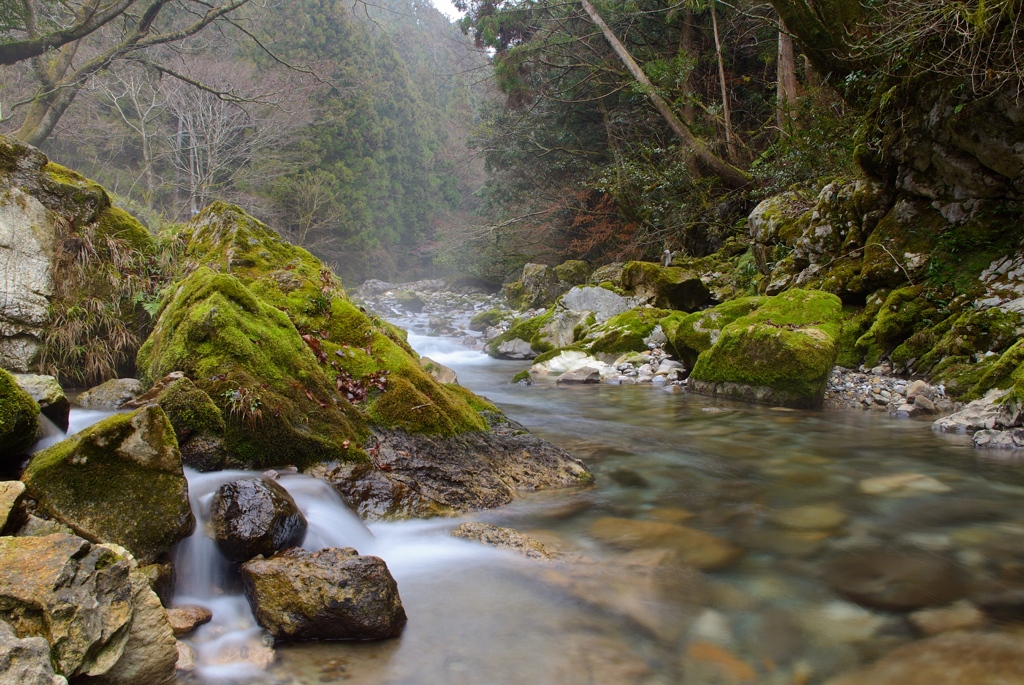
[
  {"x1": 0, "y1": 0, "x2": 492, "y2": 283},
  {"x1": 0, "y1": 0, "x2": 1020, "y2": 285}
]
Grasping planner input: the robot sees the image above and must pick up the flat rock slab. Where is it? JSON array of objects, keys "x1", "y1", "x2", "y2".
[
  {"x1": 859, "y1": 473, "x2": 951, "y2": 496},
  {"x1": 773, "y1": 504, "x2": 847, "y2": 531}
]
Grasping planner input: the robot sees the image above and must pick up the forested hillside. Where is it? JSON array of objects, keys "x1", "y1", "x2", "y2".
[{"x1": 0, "y1": 0, "x2": 490, "y2": 283}]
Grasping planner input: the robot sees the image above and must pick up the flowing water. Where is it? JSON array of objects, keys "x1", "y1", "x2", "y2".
[
  {"x1": 25, "y1": 316, "x2": 1014, "y2": 684},
  {"x1": 163, "y1": 319, "x2": 1024, "y2": 684}
]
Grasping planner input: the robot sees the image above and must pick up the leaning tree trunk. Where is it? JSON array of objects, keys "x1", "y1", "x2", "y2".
[
  {"x1": 710, "y1": 2, "x2": 737, "y2": 163},
  {"x1": 579, "y1": 0, "x2": 751, "y2": 188}
]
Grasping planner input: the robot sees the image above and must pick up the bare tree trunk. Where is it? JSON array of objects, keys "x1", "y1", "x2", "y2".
[
  {"x1": 777, "y1": 19, "x2": 799, "y2": 130},
  {"x1": 679, "y1": 7, "x2": 695, "y2": 125},
  {"x1": 579, "y1": 0, "x2": 750, "y2": 188},
  {"x1": 710, "y1": 2, "x2": 737, "y2": 163}
]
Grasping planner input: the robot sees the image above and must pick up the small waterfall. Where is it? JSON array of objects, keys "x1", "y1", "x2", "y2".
[
  {"x1": 172, "y1": 468, "x2": 378, "y2": 680},
  {"x1": 29, "y1": 408, "x2": 121, "y2": 454}
]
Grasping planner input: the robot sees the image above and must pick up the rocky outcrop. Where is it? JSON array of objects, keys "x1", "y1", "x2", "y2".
[
  {"x1": 451, "y1": 522, "x2": 562, "y2": 560},
  {"x1": 0, "y1": 620, "x2": 66, "y2": 685},
  {"x1": 0, "y1": 187, "x2": 53, "y2": 373},
  {"x1": 314, "y1": 412, "x2": 591, "y2": 520},
  {"x1": 0, "y1": 136, "x2": 156, "y2": 382},
  {"x1": 241, "y1": 547, "x2": 406, "y2": 641},
  {"x1": 685, "y1": 289, "x2": 843, "y2": 408},
  {"x1": 0, "y1": 368, "x2": 39, "y2": 465},
  {"x1": 210, "y1": 478, "x2": 307, "y2": 562},
  {"x1": 22, "y1": 405, "x2": 194, "y2": 564},
  {"x1": 0, "y1": 534, "x2": 177, "y2": 684},
  {"x1": 11, "y1": 374, "x2": 68, "y2": 432}
]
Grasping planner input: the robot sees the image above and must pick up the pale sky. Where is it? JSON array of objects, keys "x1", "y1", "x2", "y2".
[{"x1": 430, "y1": 0, "x2": 464, "y2": 21}]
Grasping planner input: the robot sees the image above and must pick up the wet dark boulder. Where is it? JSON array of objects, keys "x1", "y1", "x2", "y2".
[
  {"x1": 822, "y1": 547, "x2": 967, "y2": 611},
  {"x1": 210, "y1": 478, "x2": 307, "y2": 563},
  {"x1": 241, "y1": 547, "x2": 406, "y2": 641}
]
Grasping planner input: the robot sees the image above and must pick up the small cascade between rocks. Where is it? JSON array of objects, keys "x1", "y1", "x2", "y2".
[{"x1": 171, "y1": 468, "x2": 492, "y2": 682}]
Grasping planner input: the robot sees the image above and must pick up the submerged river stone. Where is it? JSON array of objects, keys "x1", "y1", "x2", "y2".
[
  {"x1": 588, "y1": 517, "x2": 743, "y2": 571},
  {"x1": 210, "y1": 478, "x2": 307, "y2": 562},
  {"x1": 824, "y1": 632, "x2": 1024, "y2": 685},
  {"x1": 22, "y1": 405, "x2": 194, "y2": 564},
  {"x1": 822, "y1": 548, "x2": 966, "y2": 611},
  {"x1": 241, "y1": 547, "x2": 406, "y2": 641}
]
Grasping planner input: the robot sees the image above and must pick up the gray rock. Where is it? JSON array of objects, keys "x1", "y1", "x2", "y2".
[
  {"x1": 496, "y1": 338, "x2": 535, "y2": 360},
  {"x1": 588, "y1": 262, "x2": 624, "y2": 286},
  {"x1": 559, "y1": 286, "x2": 641, "y2": 323},
  {"x1": 420, "y1": 357, "x2": 458, "y2": 385},
  {"x1": 913, "y1": 394, "x2": 937, "y2": 414},
  {"x1": 166, "y1": 607, "x2": 213, "y2": 638},
  {"x1": 0, "y1": 619, "x2": 66, "y2": 685},
  {"x1": 538, "y1": 309, "x2": 589, "y2": 349},
  {"x1": 906, "y1": 379, "x2": 931, "y2": 399},
  {"x1": 0, "y1": 535, "x2": 133, "y2": 678},
  {"x1": 894, "y1": 402, "x2": 920, "y2": 418},
  {"x1": 76, "y1": 378, "x2": 145, "y2": 409},
  {"x1": 0, "y1": 189, "x2": 53, "y2": 373},
  {"x1": 557, "y1": 367, "x2": 602, "y2": 384},
  {"x1": 241, "y1": 547, "x2": 406, "y2": 641},
  {"x1": 933, "y1": 389, "x2": 1022, "y2": 433},
  {"x1": 973, "y1": 428, "x2": 1024, "y2": 449},
  {"x1": 88, "y1": 571, "x2": 178, "y2": 685},
  {"x1": 210, "y1": 478, "x2": 307, "y2": 563},
  {"x1": 12, "y1": 375, "x2": 69, "y2": 432}
]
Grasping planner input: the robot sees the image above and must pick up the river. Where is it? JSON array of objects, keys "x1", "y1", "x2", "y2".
[{"x1": 163, "y1": 320, "x2": 1024, "y2": 684}]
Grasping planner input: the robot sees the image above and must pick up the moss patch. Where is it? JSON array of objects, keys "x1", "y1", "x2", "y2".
[
  {"x1": 689, "y1": 290, "x2": 843, "y2": 407},
  {"x1": 583, "y1": 308, "x2": 671, "y2": 356},
  {"x1": 22, "y1": 405, "x2": 193, "y2": 564},
  {"x1": 0, "y1": 369, "x2": 40, "y2": 462},
  {"x1": 486, "y1": 309, "x2": 555, "y2": 358},
  {"x1": 470, "y1": 309, "x2": 505, "y2": 331},
  {"x1": 621, "y1": 262, "x2": 710, "y2": 311},
  {"x1": 663, "y1": 297, "x2": 763, "y2": 367}
]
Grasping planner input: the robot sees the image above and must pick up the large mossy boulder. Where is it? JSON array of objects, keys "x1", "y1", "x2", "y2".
[
  {"x1": 688, "y1": 289, "x2": 844, "y2": 408},
  {"x1": 0, "y1": 534, "x2": 177, "y2": 684},
  {"x1": 620, "y1": 262, "x2": 710, "y2": 312},
  {"x1": 140, "y1": 203, "x2": 589, "y2": 514},
  {"x1": 210, "y1": 478, "x2": 307, "y2": 563},
  {"x1": 22, "y1": 405, "x2": 194, "y2": 564},
  {"x1": 504, "y1": 260, "x2": 592, "y2": 310},
  {"x1": 662, "y1": 297, "x2": 764, "y2": 367},
  {"x1": 0, "y1": 368, "x2": 40, "y2": 466},
  {"x1": 241, "y1": 547, "x2": 406, "y2": 641},
  {"x1": 0, "y1": 136, "x2": 156, "y2": 382}
]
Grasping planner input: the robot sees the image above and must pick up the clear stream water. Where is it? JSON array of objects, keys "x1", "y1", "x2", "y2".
[{"x1": 46, "y1": 325, "x2": 1024, "y2": 684}]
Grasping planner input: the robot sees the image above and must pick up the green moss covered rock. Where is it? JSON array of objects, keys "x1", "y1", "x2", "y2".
[
  {"x1": 22, "y1": 405, "x2": 194, "y2": 564},
  {"x1": 151, "y1": 376, "x2": 227, "y2": 471},
  {"x1": 144, "y1": 203, "x2": 491, "y2": 466},
  {"x1": 0, "y1": 368, "x2": 40, "y2": 464},
  {"x1": 620, "y1": 262, "x2": 710, "y2": 312},
  {"x1": 582, "y1": 307, "x2": 670, "y2": 358},
  {"x1": 854, "y1": 286, "x2": 939, "y2": 364},
  {"x1": 469, "y1": 309, "x2": 505, "y2": 331},
  {"x1": 689, "y1": 289, "x2": 844, "y2": 408},
  {"x1": 662, "y1": 297, "x2": 764, "y2": 367}
]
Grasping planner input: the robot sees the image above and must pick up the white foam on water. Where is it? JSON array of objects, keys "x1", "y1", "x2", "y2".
[
  {"x1": 407, "y1": 332, "x2": 490, "y2": 367},
  {"x1": 173, "y1": 468, "x2": 499, "y2": 681}
]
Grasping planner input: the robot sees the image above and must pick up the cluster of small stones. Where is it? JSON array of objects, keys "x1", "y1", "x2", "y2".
[{"x1": 824, "y1": 365, "x2": 956, "y2": 417}]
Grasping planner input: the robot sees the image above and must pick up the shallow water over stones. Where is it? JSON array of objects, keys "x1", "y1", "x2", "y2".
[{"x1": 178, "y1": 314, "x2": 1024, "y2": 685}]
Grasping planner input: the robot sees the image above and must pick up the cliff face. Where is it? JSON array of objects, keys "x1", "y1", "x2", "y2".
[{"x1": 0, "y1": 137, "x2": 156, "y2": 383}]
